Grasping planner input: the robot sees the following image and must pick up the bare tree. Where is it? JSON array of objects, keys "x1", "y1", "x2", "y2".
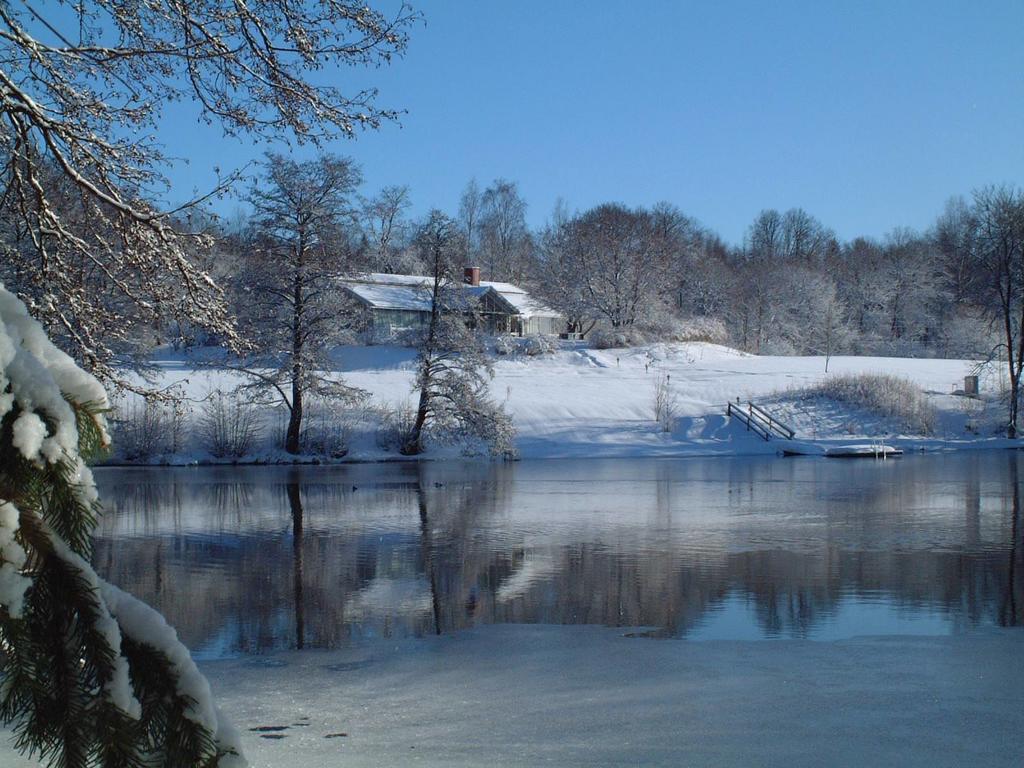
[
  {"x1": 478, "y1": 179, "x2": 530, "y2": 282},
  {"x1": 793, "y1": 271, "x2": 853, "y2": 371},
  {"x1": 746, "y1": 209, "x2": 785, "y2": 261},
  {"x1": 935, "y1": 196, "x2": 978, "y2": 306},
  {"x1": 240, "y1": 153, "x2": 365, "y2": 454},
  {"x1": 458, "y1": 178, "x2": 482, "y2": 265},
  {"x1": 0, "y1": 0, "x2": 418, "y2": 384},
  {"x1": 969, "y1": 186, "x2": 1024, "y2": 437},
  {"x1": 361, "y1": 185, "x2": 411, "y2": 273},
  {"x1": 405, "y1": 211, "x2": 514, "y2": 456},
  {"x1": 534, "y1": 201, "x2": 599, "y2": 336},
  {"x1": 572, "y1": 203, "x2": 674, "y2": 329},
  {"x1": 781, "y1": 208, "x2": 835, "y2": 264},
  {"x1": 677, "y1": 234, "x2": 734, "y2": 319}
]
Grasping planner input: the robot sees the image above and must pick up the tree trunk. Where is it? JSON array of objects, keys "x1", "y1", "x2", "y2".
[
  {"x1": 1008, "y1": 366, "x2": 1019, "y2": 439},
  {"x1": 286, "y1": 374, "x2": 303, "y2": 453},
  {"x1": 286, "y1": 238, "x2": 305, "y2": 454},
  {"x1": 406, "y1": 383, "x2": 429, "y2": 455},
  {"x1": 406, "y1": 235, "x2": 445, "y2": 455}
]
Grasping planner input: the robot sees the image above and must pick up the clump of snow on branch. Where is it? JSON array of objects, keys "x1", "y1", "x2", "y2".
[
  {"x1": 0, "y1": 502, "x2": 30, "y2": 618},
  {"x1": 0, "y1": 281, "x2": 110, "y2": 459}
]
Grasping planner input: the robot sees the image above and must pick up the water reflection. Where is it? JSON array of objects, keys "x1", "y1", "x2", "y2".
[{"x1": 91, "y1": 454, "x2": 1024, "y2": 658}]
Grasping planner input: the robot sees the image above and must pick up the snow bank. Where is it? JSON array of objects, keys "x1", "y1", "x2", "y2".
[{"x1": 112, "y1": 341, "x2": 1012, "y2": 463}]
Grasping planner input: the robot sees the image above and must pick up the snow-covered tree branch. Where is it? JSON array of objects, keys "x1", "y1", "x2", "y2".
[
  {"x1": 0, "y1": 0, "x2": 418, "y2": 386},
  {"x1": 0, "y1": 283, "x2": 243, "y2": 766}
]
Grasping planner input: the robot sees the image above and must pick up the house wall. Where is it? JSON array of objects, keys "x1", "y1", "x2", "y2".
[
  {"x1": 521, "y1": 316, "x2": 564, "y2": 336},
  {"x1": 369, "y1": 308, "x2": 429, "y2": 342},
  {"x1": 363, "y1": 305, "x2": 561, "y2": 342}
]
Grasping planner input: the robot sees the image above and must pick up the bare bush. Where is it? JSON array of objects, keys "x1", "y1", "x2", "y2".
[
  {"x1": 200, "y1": 391, "x2": 263, "y2": 459},
  {"x1": 590, "y1": 326, "x2": 647, "y2": 349},
  {"x1": 642, "y1": 316, "x2": 731, "y2": 345},
  {"x1": 653, "y1": 373, "x2": 679, "y2": 432},
  {"x1": 110, "y1": 398, "x2": 179, "y2": 461},
  {"x1": 807, "y1": 373, "x2": 937, "y2": 434},
  {"x1": 376, "y1": 402, "x2": 419, "y2": 453},
  {"x1": 301, "y1": 398, "x2": 354, "y2": 458}
]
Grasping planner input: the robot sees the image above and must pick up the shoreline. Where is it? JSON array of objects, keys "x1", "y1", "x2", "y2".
[
  {"x1": 105, "y1": 343, "x2": 1011, "y2": 467},
  {"x1": 97, "y1": 435, "x2": 1024, "y2": 468}
]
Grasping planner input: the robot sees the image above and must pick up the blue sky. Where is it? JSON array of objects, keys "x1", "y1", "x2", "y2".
[{"x1": 161, "y1": 0, "x2": 1024, "y2": 245}]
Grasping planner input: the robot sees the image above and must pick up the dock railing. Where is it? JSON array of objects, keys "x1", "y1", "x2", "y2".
[{"x1": 726, "y1": 401, "x2": 796, "y2": 441}]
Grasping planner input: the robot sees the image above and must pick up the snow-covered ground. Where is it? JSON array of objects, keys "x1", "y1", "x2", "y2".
[
  {"x1": 169, "y1": 627, "x2": 1024, "y2": 767},
  {"x1": 221, "y1": 625, "x2": 1024, "y2": 767},
  {"x1": 4, "y1": 624, "x2": 1019, "y2": 767},
  {"x1": 123, "y1": 342, "x2": 1013, "y2": 463}
]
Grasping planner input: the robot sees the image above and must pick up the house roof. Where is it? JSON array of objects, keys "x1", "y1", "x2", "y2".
[
  {"x1": 341, "y1": 273, "x2": 561, "y2": 319},
  {"x1": 344, "y1": 282, "x2": 433, "y2": 312},
  {"x1": 488, "y1": 286, "x2": 562, "y2": 319}
]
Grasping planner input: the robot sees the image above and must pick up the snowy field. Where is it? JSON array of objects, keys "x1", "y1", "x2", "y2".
[{"x1": 127, "y1": 342, "x2": 1013, "y2": 463}]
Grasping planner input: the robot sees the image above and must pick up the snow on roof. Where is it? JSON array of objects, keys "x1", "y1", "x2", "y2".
[
  {"x1": 491, "y1": 289, "x2": 562, "y2": 319},
  {"x1": 480, "y1": 280, "x2": 525, "y2": 294},
  {"x1": 345, "y1": 282, "x2": 433, "y2": 312},
  {"x1": 356, "y1": 273, "x2": 433, "y2": 287},
  {"x1": 341, "y1": 272, "x2": 561, "y2": 319}
]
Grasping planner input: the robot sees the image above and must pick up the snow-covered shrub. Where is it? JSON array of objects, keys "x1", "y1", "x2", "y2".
[
  {"x1": 758, "y1": 337, "x2": 799, "y2": 356},
  {"x1": 523, "y1": 335, "x2": 556, "y2": 356},
  {"x1": 641, "y1": 316, "x2": 730, "y2": 345},
  {"x1": 590, "y1": 326, "x2": 647, "y2": 349},
  {"x1": 494, "y1": 335, "x2": 516, "y2": 356},
  {"x1": 652, "y1": 373, "x2": 679, "y2": 432},
  {"x1": 199, "y1": 390, "x2": 263, "y2": 458},
  {"x1": 493, "y1": 334, "x2": 557, "y2": 356},
  {"x1": 266, "y1": 399, "x2": 355, "y2": 457},
  {"x1": 461, "y1": 406, "x2": 518, "y2": 458},
  {"x1": 808, "y1": 373, "x2": 937, "y2": 434},
  {"x1": 110, "y1": 397, "x2": 184, "y2": 460}
]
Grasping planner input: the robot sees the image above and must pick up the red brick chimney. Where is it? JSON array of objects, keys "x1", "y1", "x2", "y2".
[{"x1": 464, "y1": 266, "x2": 481, "y2": 286}]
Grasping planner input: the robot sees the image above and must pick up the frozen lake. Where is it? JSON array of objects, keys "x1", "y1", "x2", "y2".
[
  {"x1": 3, "y1": 453, "x2": 1020, "y2": 768},
  {"x1": 91, "y1": 453, "x2": 1022, "y2": 657}
]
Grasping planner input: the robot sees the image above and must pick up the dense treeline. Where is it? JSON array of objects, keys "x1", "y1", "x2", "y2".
[
  {"x1": 3, "y1": 154, "x2": 1021, "y2": 386},
  {"x1": 193, "y1": 161, "x2": 1016, "y2": 365}
]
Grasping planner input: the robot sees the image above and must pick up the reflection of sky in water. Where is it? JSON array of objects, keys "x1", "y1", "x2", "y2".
[
  {"x1": 690, "y1": 594, "x2": 951, "y2": 642},
  {"x1": 91, "y1": 453, "x2": 1023, "y2": 658}
]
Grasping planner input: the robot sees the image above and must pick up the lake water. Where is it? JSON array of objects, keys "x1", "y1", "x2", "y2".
[{"x1": 92, "y1": 453, "x2": 1023, "y2": 659}]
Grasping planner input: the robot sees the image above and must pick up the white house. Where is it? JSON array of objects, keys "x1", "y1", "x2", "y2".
[{"x1": 341, "y1": 268, "x2": 563, "y2": 343}]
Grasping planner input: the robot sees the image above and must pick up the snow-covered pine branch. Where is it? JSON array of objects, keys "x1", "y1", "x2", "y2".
[{"x1": 0, "y1": 283, "x2": 243, "y2": 767}]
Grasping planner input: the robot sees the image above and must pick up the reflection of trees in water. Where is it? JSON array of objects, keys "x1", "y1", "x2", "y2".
[
  {"x1": 1000, "y1": 453, "x2": 1021, "y2": 627},
  {"x1": 92, "y1": 457, "x2": 1024, "y2": 653}
]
